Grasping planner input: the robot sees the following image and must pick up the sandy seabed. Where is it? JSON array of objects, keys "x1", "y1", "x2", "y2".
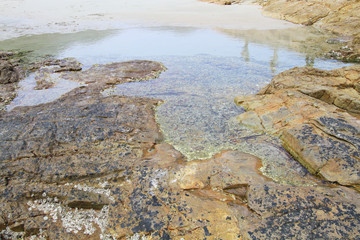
[{"x1": 0, "y1": 0, "x2": 296, "y2": 41}]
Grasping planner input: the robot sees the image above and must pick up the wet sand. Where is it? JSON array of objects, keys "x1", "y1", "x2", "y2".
[{"x1": 0, "y1": 0, "x2": 296, "y2": 40}]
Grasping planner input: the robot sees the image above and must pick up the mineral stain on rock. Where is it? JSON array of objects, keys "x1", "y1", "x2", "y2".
[
  {"x1": 235, "y1": 65, "x2": 360, "y2": 187},
  {"x1": 1, "y1": 57, "x2": 359, "y2": 239}
]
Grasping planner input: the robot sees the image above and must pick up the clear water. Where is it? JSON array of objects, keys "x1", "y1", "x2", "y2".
[{"x1": 0, "y1": 26, "x2": 352, "y2": 183}]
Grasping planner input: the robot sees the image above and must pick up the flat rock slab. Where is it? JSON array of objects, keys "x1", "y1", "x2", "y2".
[
  {"x1": 236, "y1": 65, "x2": 360, "y2": 186},
  {"x1": 62, "y1": 60, "x2": 166, "y2": 86}
]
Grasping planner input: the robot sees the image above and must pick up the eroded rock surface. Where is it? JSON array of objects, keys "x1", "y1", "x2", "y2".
[
  {"x1": 235, "y1": 65, "x2": 360, "y2": 186},
  {"x1": 33, "y1": 58, "x2": 83, "y2": 90},
  {"x1": 62, "y1": 60, "x2": 165, "y2": 86},
  {"x1": 0, "y1": 52, "x2": 22, "y2": 111},
  {"x1": 1, "y1": 60, "x2": 359, "y2": 239},
  {"x1": 0, "y1": 52, "x2": 85, "y2": 111}
]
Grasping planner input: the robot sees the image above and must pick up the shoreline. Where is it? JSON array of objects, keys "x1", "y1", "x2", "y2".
[{"x1": 0, "y1": 0, "x2": 296, "y2": 41}]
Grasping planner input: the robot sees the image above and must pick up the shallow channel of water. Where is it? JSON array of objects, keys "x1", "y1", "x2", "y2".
[{"x1": 0, "y1": 26, "x2": 351, "y2": 174}]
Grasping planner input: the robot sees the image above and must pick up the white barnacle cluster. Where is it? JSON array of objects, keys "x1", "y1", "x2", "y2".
[
  {"x1": 27, "y1": 197, "x2": 61, "y2": 222},
  {"x1": 61, "y1": 205, "x2": 110, "y2": 235},
  {"x1": 0, "y1": 227, "x2": 25, "y2": 239},
  {"x1": 127, "y1": 233, "x2": 151, "y2": 240},
  {"x1": 149, "y1": 169, "x2": 167, "y2": 196},
  {"x1": 27, "y1": 196, "x2": 110, "y2": 238},
  {"x1": 29, "y1": 228, "x2": 48, "y2": 240}
]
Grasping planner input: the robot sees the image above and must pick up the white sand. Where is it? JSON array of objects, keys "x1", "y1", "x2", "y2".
[{"x1": 0, "y1": 0, "x2": 296, "y2": 40}]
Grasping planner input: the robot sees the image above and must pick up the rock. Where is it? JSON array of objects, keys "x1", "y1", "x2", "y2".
[
  {"x1": 1, "y1": 59, "x2": 359, "y2": 239},
  {"x1": 0, "y1": 61, "x2": 20, "y2": 84},
  {"x1": 201, "y1": 0, "x2": 360, "y2": 62},
  {"x1": 0, "y1": 59, "x2": 21, "y2": 112},
  {"x1": 326, "y1": 37, "x2": 351, "y2": 44},
  {"x1": 263, "y1": 0, "x2": 330, "y2": 26},
  {"x1": 62, "y1": 60, "x2": 166, "y2": 85},
  {"x1": 33, "y1": 58, "x2": 82, "y2": 90},
  {"x1": 261, "y1": 0, "x2": 360, "y2": 35},
  {"x1": 259, "y1": 65, "x2": 360, "y2": 114},
  {"x1": 325, "y1": 48, "x2": 360, "y2": 63},
  {"x1": 0, "y1": 51, "x2": 15, "y2": 60},
  {"x1": 282, "y1": 121, "x2": 360, "y2": 185},
  {"x1": 260, "y1": 0, "x2": 360, "y2": 62},
  {"x1": 0, "y1": 60, "x2": 167, "y2": 238},
  {"x1": 24, "y1": 216, "x2": 51, "y2": 236},
  {"x1": 235, "y1": 65, "x2": 360, "y2": 186},
  {"x1": 0, "y1": 52, "x2": 82, "y2": 111},
  {"x1": 244, "y1": 182, "x2": 360, "y2": 239}
]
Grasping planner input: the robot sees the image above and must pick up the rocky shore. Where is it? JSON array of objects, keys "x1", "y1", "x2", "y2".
[
  {"x1": 0, "y1": 55, "x2": 359, "y2": 239},
  {"x1": 0, "y1": 0, "x2": 360, "y2": 239}
]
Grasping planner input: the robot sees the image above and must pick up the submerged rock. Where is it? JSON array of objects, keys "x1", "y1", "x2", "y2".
[{"x1": 235, "y1": 65, "x2": 360, "y2": 186}]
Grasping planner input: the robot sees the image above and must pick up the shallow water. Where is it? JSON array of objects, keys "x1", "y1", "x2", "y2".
[{"x1": 0, "y1": 26, "x2": 352, "y2": 183}]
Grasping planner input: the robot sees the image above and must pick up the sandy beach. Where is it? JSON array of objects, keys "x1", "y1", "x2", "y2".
[{"x1": 0, "y1": 0, "x2": 296, "y2": 41}]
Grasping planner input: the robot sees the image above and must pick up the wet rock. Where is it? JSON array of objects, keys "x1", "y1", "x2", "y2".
[
  {"x1": 33, "y1": 58, "x2": 82, "y2": 90},
  {"x1": 244, "y1": 182, "x2": 360, "y2": 239},
  {"x1": 62, "y1": 60, "x2": 166, "y2": 85},
  {"x1": 0, "y1": 83, "x2": 17, "y2": 112},
  {"x1": 0, "y1": 51, "x2": 16, "y2": 60},
  {"x1": 1, "y1": 59, "x2": 359, "y2": 239},
  {"x1": 325, "y1": 47, "x2": 360, "y2": 63},
  {"x1": 24, "y1": 216, "x2": 51, "y2": 236},
  {"x1": 0, "y1": 51, "x2": 80, "y2": 111},
  {"x1": 326, "y1": 37, "x2": 351, "y2": 44},
  {"x1": 235, "y1": 65, "x2": 360, "y2": 185},
  {"x1": 0, "y1": 61, "x2": 20, "y2": 84},
  {"x1": 0, "y1": 60, "x2": 167, "y2": 239}
]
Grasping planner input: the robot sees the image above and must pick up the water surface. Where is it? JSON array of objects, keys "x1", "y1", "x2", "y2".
[{"x1": 1, "y1": 26, "x2": 351, "y2": 174}]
